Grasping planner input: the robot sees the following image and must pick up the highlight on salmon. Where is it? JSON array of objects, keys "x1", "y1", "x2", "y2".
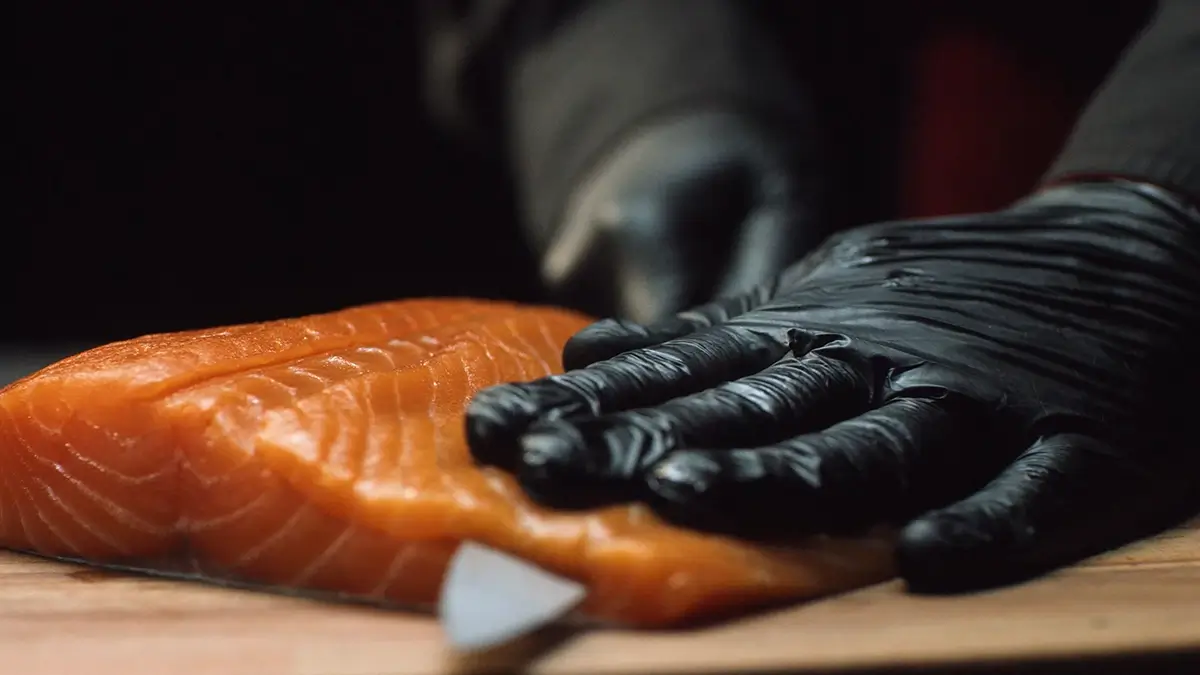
[{"x1": 0, "y1": 298, "x2": 894, "y2": 626}]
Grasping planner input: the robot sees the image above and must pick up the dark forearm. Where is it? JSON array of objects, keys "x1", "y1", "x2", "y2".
[
  {"x1": 418, "y1": 0, "x2": 520, "y2": 142},
  {"x1": 506, "y1": 0, "x2": 813, "y2": 243},
  {"x1": 1044, "y1": 0, "x2": 1200, "y2": 205}
]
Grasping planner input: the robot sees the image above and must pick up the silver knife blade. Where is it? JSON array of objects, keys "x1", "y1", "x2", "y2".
[{"x1": 438, "y1": 542, "x2": 587, "y2": 652}]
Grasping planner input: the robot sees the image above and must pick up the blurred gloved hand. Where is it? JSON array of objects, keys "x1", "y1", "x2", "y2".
[
  {"x1": 537, "y1": 110, "x2": 822, "y2": 324},
  {"x1": 468, "y1": 180, "x2": 1200, "y2": 592}
]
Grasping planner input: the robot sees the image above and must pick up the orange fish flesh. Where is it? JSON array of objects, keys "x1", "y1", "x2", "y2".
[{"x1": 0, "y1": 298, "x2": 894, "y2": 626}]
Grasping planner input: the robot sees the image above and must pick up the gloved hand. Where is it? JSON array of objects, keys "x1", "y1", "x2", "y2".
[
  {"x1": 468, "y1": 180, "x2": 1200, "y2": 592},
  {"x1": 536, "y1": 110, "x2": 822, "y2": 324}
]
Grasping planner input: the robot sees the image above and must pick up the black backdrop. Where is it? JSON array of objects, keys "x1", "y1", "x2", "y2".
[
  {"x1": 13, "y1": 4, "x2": 540, "y2": 345},
  {"x1": 14, "y1": 2, "x2": 1153, "y2": 348}
]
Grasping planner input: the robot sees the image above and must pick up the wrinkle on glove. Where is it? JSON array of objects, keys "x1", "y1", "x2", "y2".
[{"x1": 467, "y1": 180, "x2": 1200, "y2": 592}]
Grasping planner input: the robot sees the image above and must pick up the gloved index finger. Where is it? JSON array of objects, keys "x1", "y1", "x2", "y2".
[
  {"x1": 563, "y1": 283, "x2": 778, "y2": 370},
  {"x1": 468, "y1": 326, "x2": 788, "y2": 470}
]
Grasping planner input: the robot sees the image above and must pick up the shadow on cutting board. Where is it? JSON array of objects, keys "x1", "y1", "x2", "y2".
[
  {"x1": 448, "y1": 638, "x2": 1197, "y2": 675},
  {"x1": 874, "y1": 651, "x2": 1198, "y2": 675}
]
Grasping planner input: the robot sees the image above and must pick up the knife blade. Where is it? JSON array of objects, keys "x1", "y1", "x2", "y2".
[{"x1": 438, "y1": 542, "x2": 587, "y2": 652}]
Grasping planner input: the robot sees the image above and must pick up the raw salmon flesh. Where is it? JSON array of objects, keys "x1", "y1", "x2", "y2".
[{"x1": 0, "y1": 298, "x2": 894, "y2": 626}]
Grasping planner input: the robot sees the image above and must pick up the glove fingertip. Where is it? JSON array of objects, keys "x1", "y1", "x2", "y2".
[
  {"x1": 645, "y1": 450, "x2": 790, "y2": 538},
  {"x1": 464, "y1": 386, "x2": 530, "y2": 470},
  {"x1": 896, "y1": 517, "x2": 974, "y2": 593},
  {"x1": 896, "y1": 510, "x2": 1030, "y2": 594},
  {"x1": 516, "y1": 428, "x2": 595, "y2": 508},
  {"x1": 465, "y1": 378, "x2": 595, "y2": 469},
  {"x1": 517, "y1": 422, "x2": 647, "y2": 510}
]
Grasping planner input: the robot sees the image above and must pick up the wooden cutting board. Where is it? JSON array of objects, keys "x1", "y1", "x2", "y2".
[{"x1": 1, "y1": 518, "x2": 1196, "y2": 675}]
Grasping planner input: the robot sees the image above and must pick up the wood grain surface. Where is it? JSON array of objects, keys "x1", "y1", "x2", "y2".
[{"x1": 0, "y1": 517, "x2": 1196, "y2": 675}]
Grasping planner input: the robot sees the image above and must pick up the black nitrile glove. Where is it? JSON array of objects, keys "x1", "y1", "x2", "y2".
[
  {"x1": 535, "y1": 110, "x2": 822, "y2": 324},
  {"x1": 468, "y1": 180, "x2": 1200, "y2": 592}
]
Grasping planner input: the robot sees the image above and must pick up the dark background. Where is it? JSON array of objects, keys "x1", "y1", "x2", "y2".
[
  {"x1": 13, "y1": 3, "x2": 542, "y2": 347},
  {"x1": 11, "y1": 2, "x2": 1150, "y2": 353}
]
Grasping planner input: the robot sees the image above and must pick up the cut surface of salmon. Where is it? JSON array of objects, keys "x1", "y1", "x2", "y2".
[{"x1": 0, "y1": 298, "x2": 894, "y2": 626}]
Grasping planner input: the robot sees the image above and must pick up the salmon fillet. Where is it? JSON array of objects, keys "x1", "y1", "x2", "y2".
[{"x1": 0, "y1": 298, "x2": 894, "y2": 626}]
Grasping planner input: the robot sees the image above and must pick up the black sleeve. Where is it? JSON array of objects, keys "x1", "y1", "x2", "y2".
[
  {"x1": 420, "y1": 0, "x2": 812, "y2": 241},
  {"x1": 1044, "y1": 0, "x2": 1200, "y2": 205},
  {"x1": 418, "y1": 0, "x2": 518, "y2": 144}
]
